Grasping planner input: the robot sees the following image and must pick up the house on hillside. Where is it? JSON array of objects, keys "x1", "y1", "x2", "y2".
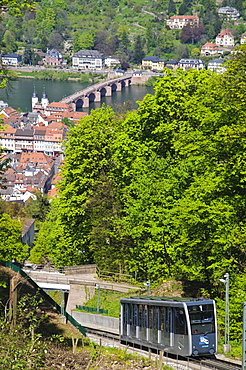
[
  {"x1": 241, "y1": 32, "x2": 246, "y2": 44},
  {"x1": 72, "y1": 50, "x2": 105, "y2": 70},
  {"x1": 207, "y1": 59, "x2": 226, "y2": 74},
  {"x1": 142, "y1": 56, "x2": 166, "y2": 70},
  {"x1": 201, "y1": 42, "x2": 221, "y2": 56},
  {"x1": 105, "y1": 55, "x2": 121, "y2": 68},
  {"x1": 45, "y1": 49, "x2": 63, "y2": 66},
  {"x1": 2, "y1": 53, "x2": 22, "y2": 66},
  {"x1": 165, "y1": 60, "x2": 179, "y2": 70},
  {"x1": 216, "y1": 28, "x2": 234, "y2": 47},
  {"x1": 218, "y1": 6, "x2": 240, "y2": 20},
  {"x1": 178, "y1": 59, "x2": 205, "y2": 70},
  {"x1": 166, "y1": 15, "x2": 199, "y2": 29}
]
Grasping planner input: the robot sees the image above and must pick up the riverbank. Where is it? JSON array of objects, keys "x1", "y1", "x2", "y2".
[{"x1": 15, "y1": 69, "x2": 107, "y2": 83}]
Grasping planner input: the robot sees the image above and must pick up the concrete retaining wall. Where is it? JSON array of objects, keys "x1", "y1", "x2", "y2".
[{"x1": 72, "y1": 311, "x2": 119, "y2": 331}]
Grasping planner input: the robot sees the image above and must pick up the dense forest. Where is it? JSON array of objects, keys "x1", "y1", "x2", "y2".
[
  {"x1": 1, "y1": 0, "x2": 246, "y2": 63},
  {"x1": 15, "y1": 45, "x2": 243, "y2": 340}
]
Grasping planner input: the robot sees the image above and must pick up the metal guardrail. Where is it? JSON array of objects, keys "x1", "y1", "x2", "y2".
[
  {"x1": 97, "y1": 269, "x2": 132, "y2": 283},
  {"x1": 4, "y1": 261, "x2": 86, "y2": 336},
  {"x1": 76, "y1": 305, "x2": 108, "y2": 315}
]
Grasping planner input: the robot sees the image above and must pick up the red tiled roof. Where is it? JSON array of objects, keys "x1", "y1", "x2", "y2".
[
  {"x1": 217, "y1": 28, "x2": 233, "y2": 37},
  {"x1": 169, "y1": 14, "x2": 199, "y2": 20}
]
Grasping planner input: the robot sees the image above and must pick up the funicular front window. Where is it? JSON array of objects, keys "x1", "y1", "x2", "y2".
[{"x1": 188, "y1": 304, "x2": 215, "y2": 334}]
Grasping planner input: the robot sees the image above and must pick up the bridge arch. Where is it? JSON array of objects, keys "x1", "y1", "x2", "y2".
[
  {"x1": 76, "y1": 98, "x2": 84, "y2": 109},
  {"x1": 100, "y1": 87, "x2": 106, "y2": 97}
]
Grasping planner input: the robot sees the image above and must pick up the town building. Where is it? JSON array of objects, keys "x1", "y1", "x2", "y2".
[
  {"x1": 207, "y1": 59, "x2": 226, "y2": 74},
  {"x1": 45, "y1": 48, "x2": 63, "y2": 66},
  {"x1": 142, "y1": 56, "x2": 166, "y2": 70},
  {"x1": 72, "y1": 49, "x2": 105, "y2": 70},
  {"x1": 201, "y1": 42, "x2": 220, "y2": 56},
  {"x1": 241, "y1": 32, "x2": 246, "y2": 44},
  {"x1": 178, "y1": 59, "x2": 205, "y2": 70},
  {"x1": 105, "y1": 55, "x2": 121, "y2": 68},
  {"x1": 0, "y1": 151, "x2": 56, "y2": 203},
  {"x1": 218, "y1": 6, "x2": 240, "y2": 20},
  {"x1": 166, "y1": 15, "x2": 199, "y2": 29},
  {"x1": 0, "y1": 123, "x2": 67, "y2": 156},
  {"x1": 165, "y1": 60, "x2": 179, "y2": 70},
  {"x1": 0, "y1": 101, "x2": 8, "y2": 108},
  {"x1": 2, "y1": 53, "x2": 22, "y2": 66},
  {"x1": 216, "y1": 28, "x2": 234, "y2": 47}
]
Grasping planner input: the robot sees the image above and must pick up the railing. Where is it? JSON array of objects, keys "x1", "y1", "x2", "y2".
[
  {"x1": 4, "y1": 261, "x2": 86, "y2": 336},
  {"x1": 97, "y1": 269, "x2": 132, "y2": 283},
  {"x1": 64, "y1": 264, "x2": 97, "y2": 275},
  {"x1": 76, "y1": 305, "x2": 108, "y2": 315}
]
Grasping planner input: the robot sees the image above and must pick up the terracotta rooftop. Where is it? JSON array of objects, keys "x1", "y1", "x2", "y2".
[
  {"x1": 169, "y1": 14, "x2": 199, "y2": 20},
  {"x1": 217, "y1": 28, "x2": 233, "y2": 37}
]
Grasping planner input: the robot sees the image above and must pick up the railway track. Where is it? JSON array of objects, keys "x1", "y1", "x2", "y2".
[{"x1": 83, "y1": 326, "x2": 241, "y2": 370}]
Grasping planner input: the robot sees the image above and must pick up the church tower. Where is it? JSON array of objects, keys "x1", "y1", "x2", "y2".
[
  {"x1": 32, "y1": 86, "x2": 39, "y2": 110},
  {"x1": 41, "y1": 88, "x2": 49, "y2": 109}
]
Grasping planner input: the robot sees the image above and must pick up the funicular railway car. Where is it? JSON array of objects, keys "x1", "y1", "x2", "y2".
[{"x1": 120, "y1": 296, "x2": 217, "y2": 357}]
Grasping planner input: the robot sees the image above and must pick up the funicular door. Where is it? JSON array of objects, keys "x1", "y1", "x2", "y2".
[
  {"x1": 129, "y1": 303, "x2": 138, "y2": 338},
  {"x1": 173, "y1": 307, "x2": 188, "y2": 356},
  {"x1": 160, "y1": 306, "x2": 173, "y2": 347},
  {"x1": 149, "y1": 306, "x2": 158, "y2": 344}
]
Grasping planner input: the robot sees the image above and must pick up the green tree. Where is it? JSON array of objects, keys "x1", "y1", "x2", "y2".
[
  {"x1": 23, "y1": 46, "x2": 34, "y2": 65},
  {"x1": 73, "y1": 31, "x2": 94, "y2": 52},
  {"x1": 3, "y1": 30, "x2": 17, "y2": 53},
  {"x1": 0, "y1": 214, "x2": 28, "y2": 261},
  {"x1": 132, "y1": 35, "x2": 145, "y2": 64},
  {"x1": 168, "y1": 0, "x2": 176, "y2": 14}
]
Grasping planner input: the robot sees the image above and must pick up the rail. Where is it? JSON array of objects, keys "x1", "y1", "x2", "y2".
[
  {"x1": 3, "y1": 261, "x2": 86, "y2": 336},
  {"x1": 97, "y1": 269, "x2": 132, "y2": 283}
]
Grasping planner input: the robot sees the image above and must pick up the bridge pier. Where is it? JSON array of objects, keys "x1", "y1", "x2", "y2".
[
  {"x1": 83, "y1": 96, "x2": 90, "y2": 108},
  {"x1": 117, "y1": 82, "x2": 122, "y2": 91},
  {"x1": 94, "y1": 91, "x2": 101, "y2": 102},
  {"x1": 105, "y1": 86, "x2": 112, "y2": 96}
]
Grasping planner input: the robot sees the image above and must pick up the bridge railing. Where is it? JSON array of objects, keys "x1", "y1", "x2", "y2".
[{"x1": 3, "y1": 261, "x2": 86, "y2": 336}]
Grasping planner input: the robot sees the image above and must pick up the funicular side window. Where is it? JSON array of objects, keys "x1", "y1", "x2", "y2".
[
  {"x1": 160, "y1": 307, "x2": 172, "y2": 333},
  {"x1": 149, "y1": 306, "x2": 158, "y2": 330},
  {"x1": 123, "y1": 303, "x2": 128, "y2": 324},
  {"x1": 142, "y1": 305, "x2": 149, "y2": 328},
  {"x1": 153, "y1": 306, "x2": 158, "y2": 330},
  {"x1": 139, "y1": 304, "x2": 143, "y2": 327},
  {"x1": 174, "y1": 307, "x2": 187, "y2": 335},
  {"x1": 133, "y1": 304, "x2": 139, "y2": 326},
  {"x1": 149, "y1": 306, "x2": 153, "y2": 329}
]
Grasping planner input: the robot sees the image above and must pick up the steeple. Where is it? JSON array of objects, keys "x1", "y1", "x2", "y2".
[
  {"x1": 31, "y1": 85, "x2": 39, "y2": 110},
  {"x1": 41, "y1": 87, "x2": 49, "y2": 109}
]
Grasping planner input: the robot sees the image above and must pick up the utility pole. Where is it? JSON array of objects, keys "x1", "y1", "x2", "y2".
[
  {"x1": 220, "y1": 273, "x2": 230, "y2": 353},
  {"x1": 96, "y1": 284, "x2": 100, "y2": 313},
  {"x1": 242, "y1": 302, "x2": 246, "y2": 370},
  {"x1": 144, "y1": 280, "x2": 151, "y2": 295}
]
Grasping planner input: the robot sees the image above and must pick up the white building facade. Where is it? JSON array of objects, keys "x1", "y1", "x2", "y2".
[{"x1": 72, "y1": 50, "x2": 105, "y2": 70}]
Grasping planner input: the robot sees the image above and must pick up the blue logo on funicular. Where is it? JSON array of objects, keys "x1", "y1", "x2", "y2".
[{"x1": 199, "y1": 336, "x2": 209, "y2": 347}]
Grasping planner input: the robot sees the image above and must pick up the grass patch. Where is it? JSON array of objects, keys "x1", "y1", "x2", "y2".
[
  {"x1": 217, "y1": 339, "x2": 242, "y2": 359},
  {"x1": 79, "y1": 289, "x2": 140, "y2": 318}
]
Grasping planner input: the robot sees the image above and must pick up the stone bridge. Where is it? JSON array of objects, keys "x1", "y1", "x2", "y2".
[{"x1": 60, "y1": 74, "x2": 132, "y2": 109}]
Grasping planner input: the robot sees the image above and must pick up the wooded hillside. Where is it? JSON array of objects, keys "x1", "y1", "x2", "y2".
[
  {"x1": 29, "y1": 45, "x2": 246, "y2": 340},
  {"x1": 1, "y1": 0, "x2": 246, "y2": 62}
]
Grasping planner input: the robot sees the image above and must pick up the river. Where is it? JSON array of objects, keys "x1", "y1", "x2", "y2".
[{"x1": 0, "y1": 78, "x2": 154, "y2": 113}]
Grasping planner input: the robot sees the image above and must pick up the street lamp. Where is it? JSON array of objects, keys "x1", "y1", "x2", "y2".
[
  {"x1": 144, "y1": 280, "x2": 151, "y2": 295},
  {"x1": 220, "y1": 273, "x2": 230, "y2": 353},
  {"x1": 95, "y1": 283, "x2": 100, "y2": 313}
]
